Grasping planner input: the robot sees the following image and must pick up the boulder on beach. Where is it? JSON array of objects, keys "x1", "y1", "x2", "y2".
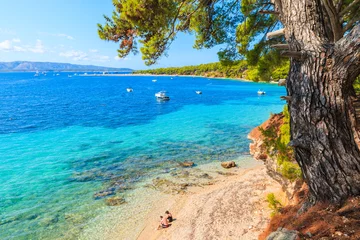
[
  {"x1": 105, "y1": 196, "x2": 126, "y2": 206},
  {"x1": 266, "y1": 227, "x2": 298, "y2": 240},
  {"x1": 179, "y1": 161, "x2": 194, "y2": 167},
  {"x1": 221, "y1": 161, "x2": 236, "y2": 169}
]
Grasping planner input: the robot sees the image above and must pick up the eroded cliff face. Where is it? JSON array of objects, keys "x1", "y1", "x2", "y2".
[{"x1": 248, "y1": 113, "x2": 301, "y2": 199}]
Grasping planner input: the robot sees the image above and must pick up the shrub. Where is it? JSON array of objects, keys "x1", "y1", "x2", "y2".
[
  {"x1": 260, "y1": 105, "x2": 302, "y2": 182},
  {"x1": 266, "y1": 193, "x2": 282, "y2": 217}
]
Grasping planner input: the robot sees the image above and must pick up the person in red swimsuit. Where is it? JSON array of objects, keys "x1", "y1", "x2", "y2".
[{"x1": 157, "y1": 216, "x2": 169, "y2": 230}]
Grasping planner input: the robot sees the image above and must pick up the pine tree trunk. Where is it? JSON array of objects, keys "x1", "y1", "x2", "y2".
[{"x1": 275, "y1": 0, "x2": 360, "y2": 203}]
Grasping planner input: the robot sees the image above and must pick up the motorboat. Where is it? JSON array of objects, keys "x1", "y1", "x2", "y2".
[
  {"x1": 126, "y1": 88, "x2": 133, "y2": 92},
  {"x1": 155, "y1": 91, "x2": 170, "y2": 100},
  {"x1": 257, "y1": 89, "x2": 266, "y2": 95},
  {"x1": 195, "y1": 91, "x2": 202, "y2": 95},
  {"x1": 152, "y1": 79, "x2": 157, "y2": 82}
]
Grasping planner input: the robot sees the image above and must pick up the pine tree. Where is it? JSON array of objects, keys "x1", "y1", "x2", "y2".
[{"x1": 98, "y1": 0, "x2": 360, "y2": 203}]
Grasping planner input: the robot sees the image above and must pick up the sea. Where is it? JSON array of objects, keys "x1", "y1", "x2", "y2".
[{"x1": 0, "y1": 72, "x2": 286, "y2": 239}]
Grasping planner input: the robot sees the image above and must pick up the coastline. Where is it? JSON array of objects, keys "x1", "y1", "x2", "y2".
[
  {"x1": 79, "y1": 157, "x2": 285, "y2": 240},
  {"x1": 79, "y1": 73, "x2": 280, "y2": 84},
  {"x1": 79, "y1": 73, "x2": 260, "y2": 83}
]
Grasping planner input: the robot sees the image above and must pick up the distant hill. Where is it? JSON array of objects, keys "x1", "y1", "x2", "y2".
[{"x1": 0, "y1": 61, "x2": 133, "y2": 72}]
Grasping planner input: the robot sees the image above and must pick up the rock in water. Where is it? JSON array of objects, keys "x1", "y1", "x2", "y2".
[
  {"x1": 221, "y1": 161, "x2": 236, "y2": 169},
  {"x1": 93, "y1": 189, "x2": 115, "y2": 199},
  {"x1": 266, "y1": 227, "x2": 298, "y2": 240},
  {"x1": 179, "y1": 161, "x2": 194, "y2": 167},
  {"x1": 105, "y1": 196, "x2": 126, "y2": 206}
]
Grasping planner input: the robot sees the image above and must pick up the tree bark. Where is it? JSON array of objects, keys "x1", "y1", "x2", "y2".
[{"x1": 276, "y1": 0, "x2": 360, "y2": 203}]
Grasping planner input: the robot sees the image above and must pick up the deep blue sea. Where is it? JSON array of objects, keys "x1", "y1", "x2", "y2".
[{"x1": 0, "y1": 72, "x2": 285, "y2": 239}]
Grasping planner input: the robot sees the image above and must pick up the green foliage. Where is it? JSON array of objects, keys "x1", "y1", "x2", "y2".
[
  {"x1": 353, "y1": 76, "x2": 360, "y2": 94},
  {"x1": 98, "y1": 0, "x2": 243, "y2": 65},
  {"x1": 279, "y1": 161, "x2": 302, "y2": 181},
  {"x1": 266, "y1": 193, "x2": 282, "y2": 217},
  {"x1": 280, "y1": 105, "x2": 290, "y2": 145},
  {"x1": 259, "y1": 106, "x2": 302, "y2": 181},
  {"x1": 99, "y1": 0, "x2": 360, "y2": 71},
  {"x1": 135, "y1": 61, "x2": 248, "y2": 79},
  {"x1": 135, "y1": 57, "x2": 288, "y2": 82}
]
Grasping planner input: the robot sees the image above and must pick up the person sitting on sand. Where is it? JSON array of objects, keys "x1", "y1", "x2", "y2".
[
  {"x1": 165, "y1": 210, "x2": 173, "y2": 222},
  {"x1": 157, "y1": 216, "x2": 169, "y2": 230}
]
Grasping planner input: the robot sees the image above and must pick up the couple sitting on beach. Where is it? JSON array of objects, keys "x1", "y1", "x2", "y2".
[{"x1": 157, "y1": 211, "x2": 173, "y2": 230}]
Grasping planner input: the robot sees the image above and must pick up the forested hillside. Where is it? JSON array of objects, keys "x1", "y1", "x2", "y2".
[{"x1": 135, "y1": 60, "x2": 289, "y2": 82}]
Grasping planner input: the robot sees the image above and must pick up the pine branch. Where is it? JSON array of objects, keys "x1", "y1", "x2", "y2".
[
  {"x1": 340, "y1": 0, "x2": 360, "y2": 17},
  {"x1": 321, "y1": 0, "x2": 343, "y2": 41}
]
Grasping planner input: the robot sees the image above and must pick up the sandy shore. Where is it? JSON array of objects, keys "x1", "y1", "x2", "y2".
[
  {"x1": 79, "y1": 158, "x2": 284, "y2": 240},
  {"x1": 137, "y1": 164, "x2": 284, "y2": 240}
]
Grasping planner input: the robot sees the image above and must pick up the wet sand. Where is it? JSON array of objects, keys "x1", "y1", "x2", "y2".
[
  {"x1": 79, "y1": 159, "x2": 284, "y2": 240},
  {"x1": 137, "y1": 164, "x2": 284, "y2": 240}
]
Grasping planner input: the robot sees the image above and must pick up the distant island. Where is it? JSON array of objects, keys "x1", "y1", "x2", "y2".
[{"x1": 0, "y1": 61, "x2": 133, "y2": 72}]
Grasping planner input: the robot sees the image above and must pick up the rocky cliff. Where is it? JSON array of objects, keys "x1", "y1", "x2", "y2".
[{"x1": 248, "y1": 113, "x2": 301, "y2": 199}]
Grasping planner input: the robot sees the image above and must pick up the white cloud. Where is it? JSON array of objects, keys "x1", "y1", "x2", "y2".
[
  {"x1": 13, "y1": 46, "x2": 26, "y2": 52},
  {"x1": 0, "y1": 40, "x2": 12, "y2": 51},
  {"x1": 89, "y1": 49, "x2": 98, "y2": 53},
  {"x1": 29, "y1": 40, "x2": 45, "y2": 53},
  {"x1": 39, "y1": 32, "x2": 74, "y2": 40},
  {"x1": 96, "y1": 55, "x2": 110, "y2": 62},
  {"x1": 59, "y1": 50, "x2": 89, "y2": 61},
  {"x1": 0, "y1": 39, "x2": 45, "y2": 53},
  {"x1": 56, "y1": 33, "x2": 74, "y2": 40},
  {"x1": 60, "y1": 49, "x2": 111, "y2": 62}
]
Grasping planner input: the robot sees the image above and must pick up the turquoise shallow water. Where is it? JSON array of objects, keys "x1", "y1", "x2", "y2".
[{"x1": 0, "y1": 73, "x2": 285, "y2": 239}]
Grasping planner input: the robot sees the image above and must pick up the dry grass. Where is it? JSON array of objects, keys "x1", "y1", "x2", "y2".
[{"x1": 259, "y1": 184, "x2": 360, "y2": 240}]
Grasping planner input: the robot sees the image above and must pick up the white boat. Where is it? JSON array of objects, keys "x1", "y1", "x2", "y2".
[
  {"x1": 126, "y1": 88, "x2": 133, "y2": 92},
  {"x1": 195, "y1": 91, "x2": 202, "y2": 95},
  {"x1": 155, "y1": 91, "x2": 170, "y2": 100},
  {"x1": 152, "y1": 79, "x2": 157, "y2": 82},
  {"x1": 34, "y1": 71, "x2": 39, "y2": 77},
  {"x1": 257, "y1": 90, "x2": 266, "y2": 95}
]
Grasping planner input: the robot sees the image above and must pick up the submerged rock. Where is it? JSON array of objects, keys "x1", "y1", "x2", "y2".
[
  {"x1": 221, "y1": 161, "x2": 236, "y2": 169},
  {"x1": 145, "y1": 178, "x2": 197, "y2": 194},
  {"x1": 198, "y1": 173, "x2": 212, "y2": 179},
  {"x1": 93, "y1": 188, "x2": 115, "y2": 199},
  {"x1": 39, "y1": 216, "x2": 59, "y2": 227},
  {"x1": 64, "y1": 213, "x2": 85, "y2": 224},
  {"x1": 105, "y1": 196, "x2": 126, "y2": 206},
  {"x1": 179, "y1": 161, "x2": 195, "y2": 167},
  {"x1": 216, "y1": 171, "x2": 237, "y2": 176}
]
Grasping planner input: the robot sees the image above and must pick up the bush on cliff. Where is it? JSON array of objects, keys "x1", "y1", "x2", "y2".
[{"x1": 260, "y1": 105, "x2": 301, "y2": 181}]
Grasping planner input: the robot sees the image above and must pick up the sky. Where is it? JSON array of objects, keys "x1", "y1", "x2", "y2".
[{"x1": 0, "y1": 0, "x2": 223, "y2": 70}]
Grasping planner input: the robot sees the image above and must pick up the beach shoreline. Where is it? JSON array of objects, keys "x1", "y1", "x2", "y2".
[
  {"x1": 79, "y1": 157, "x2": 285, "y2": 240},
  {"x1": 79, "y1": 73, "x2": 280, "y2": 84},
  {"x1": 78, "y1": 73, "x2": 267, "y2": 83}
]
